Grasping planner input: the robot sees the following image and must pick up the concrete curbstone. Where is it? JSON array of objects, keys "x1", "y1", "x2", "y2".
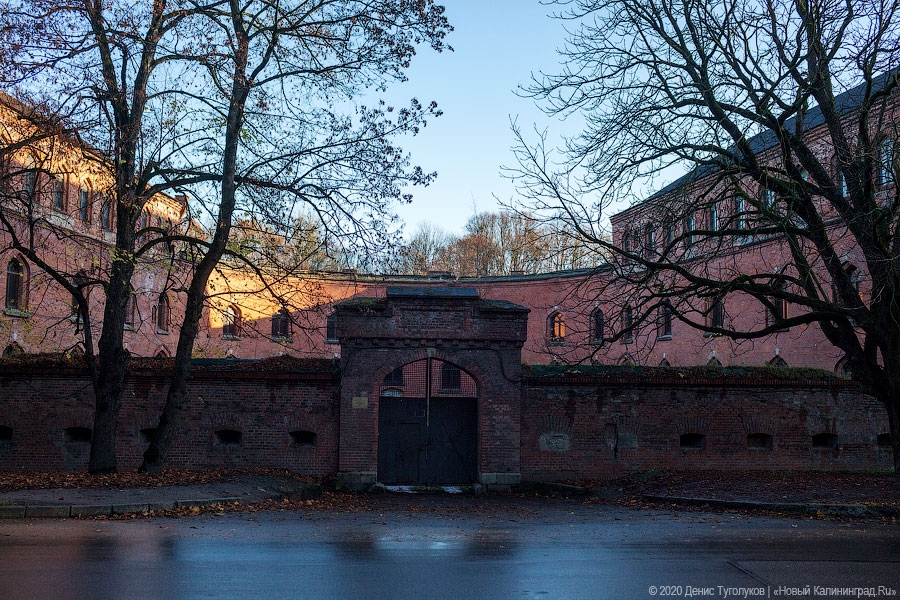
[
  {"x1": 111, "y1": 503, "x2": 150, "y2": 515},
  {"x1": 0, "y1": 505, "x2": 26, "y2": 518},
  {"x1": 71, "y1": 505, "x2": 112, "y2": 518},
  {"x1": 25, "y1": 505, "x2": 71, "y2": 518}
]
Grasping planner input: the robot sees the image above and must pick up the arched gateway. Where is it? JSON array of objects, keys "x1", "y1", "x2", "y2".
[{"x1": 334, "y1": 287, "x2": 529, "y2": 490}]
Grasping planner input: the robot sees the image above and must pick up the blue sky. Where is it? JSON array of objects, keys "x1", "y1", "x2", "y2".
[{"x1": 381, "y1": 1, "x2": 571, "y2": 238}]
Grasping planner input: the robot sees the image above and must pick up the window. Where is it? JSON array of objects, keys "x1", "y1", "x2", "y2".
[
  {"x1": 22, "y1": 159, "x2": 35, "y2": 199},
  {"x1": 623, "y1": 232, "x2": 631, "y2": 253},
  {"x1": 155, "y1": 294, "x2": 170, "y2": 333},
  {"x1": 666, "y1": 222, "x2": 675, "y2": 246},
  {"x1": 101, "y1": 198, "x2": 113, "y2": 231},
  {"x1": 325, "y1": 313, "x2": 337, "y2": 343},
  {"x1": 2, "y1": 343, "x2": 23, "y2": 357},
  {"x1": 70, "y1": 294, "x2": 83, "y2": 332},
  {"x1": 125, "y1": 286, "x2": 136, "y2": 329},
  {"x1": 680, "y1": 433, "x2": 705, "y2": 450},
  {"x1": 878, "y1": 138, "x2": 894, "y2": 186},
  {"x1": 440, "y1": 362, "x2": 461, "y2": 392},
  {"x1": 833, "y1": 155, "x2": 849, "y2": 198},
  {"x1": 272, "y1": 309, "x2": 291, "y2": 339},
  {"x1": 290, "y1": 430, "x2": 317, "y2": 448},
  {"x1": 684, "y1": 214, "x2": 695, "y2": 247},
  {"x1": 5, "y1": 258, "x2": 25, "y2": 311},
  {"x1": 710, "y1": 298, "x2": 724, "y2": 329},
  {"x1": 622, "y1": 305, "x2": 633, "y2": 343},
  {"x1": 222, "y1": 304, "x2": 241, "y2": 338},
  {"x1": 747, "y1": 433, "x2": 773, "y2": 450},
  {"x1": 657, "y1": 305, "x2": 672, "y2": 339},
  {"x1": 761, "y1": 186, "x2": 776, "y2": 207},
  {"x1": 79, "y1": 189, "x2": 90, "y2": 223},
  {"x1": 548, "y1": 311, "x2": 565, "y2": 343},
  {"x1": 645, "y1": 224, "x2": 655, "y2": 255},
  {"x1": 877, "y1": 433, "x2": 892, "y2": 448},
  {"x1": 0, "y1": 425, "x2": 11, "y2": 444},
  {"x1": 591, "y1": 309, "x2": 604, "y2": 343},
  {"x1": 53, "y1": 176, "x2": 65, "y2": 210},
  {"x1": 769, "y1": 278, "x2": 789, "y2": 330},
  {"x1": 734, "y1": 196, "x2": 746, "y2": 230},
  {"x1": 384, "y1": 366, "x2": 404, "y2": 387},
  {"x1": 709, "y1": 203, "x2": 719, "y2": 231},
  {"x1": 140, "y1": 428, "x2": 157, "y2": 444}
]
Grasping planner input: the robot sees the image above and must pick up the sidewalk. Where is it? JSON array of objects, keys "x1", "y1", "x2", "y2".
[{"x1": 0, "y1": 472, "x2": 321, "y2": 518}]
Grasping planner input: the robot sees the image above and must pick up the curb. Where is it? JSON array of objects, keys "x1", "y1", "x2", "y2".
[
  {"x1": 0, "y1": 480, "x2": 322, "y2": 519},
  {"x1": 639, "y1": 495, "x2": 900, "y2": 518}
]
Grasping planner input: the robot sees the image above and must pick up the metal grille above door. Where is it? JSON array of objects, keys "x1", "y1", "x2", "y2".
[{"x1": 377, "y1": 359, "x2": 478, "y2": 485}]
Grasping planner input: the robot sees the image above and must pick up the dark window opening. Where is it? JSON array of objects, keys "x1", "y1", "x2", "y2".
[
  {"x1": 680, "y1": 432, "x2": 705, "y2": 450},
  {"x1": 6, "y1": 258, "x2": 24, "y2": 310},
  {"x1": 591, "y1": 309, "x2": 604, "y2": 343},
  {"x1": 125, "y1": 287, "x2": 137, "y2": 329},
  {"x1": 156, "y1": 294, "x2": 170, "y2": 333},
  {"x1": 53, "y1": 177, "x2": 65, "y2": 210},
  {"x1": 623, "y1": 306, "x2": 634, "y2": 343},
  {"x1": 768, "y1": 355, "x2": 788, "y2": 368},
  {"x1": 222, "y1": 305, "x2": 241, "y2": 338},
  {"x1": 384, "y1": 366, "x2": 404, "y2": 387},
  {"x1": 290, "y1": 430, "x2": 317, "y2": 448},
  {"x1": 325, "y1": 313, "x2": 337, "y2": 343},
  {"x1": 2, "y1": 343, "x2": 23, "y2": 358},
  {"x1": 64, "y1": 427, "x2": 92, "y2": 443},
  {"x1": 0, "y1": 425, "x2": 12, "y2": 441},
  {"x1": 440, "y1": 363, "x2": 461, "y2": 392},
  {"x1": 272, "y1": 309, "x2": 291, "y2": 339},
  {"x1": 79, "y1": 189, "x2": 90, "y2": 223},
  {"x1": 658, "y1": 305, "x2": 672, "y2": 338},
  {"x1": 811, "y1": 432, "x2": 838, "y2": 449},
  {"x1": 877, "y1": 433, "x2": 891, "y2": 448},
  {"x1": 710, "y1": 298, "x2": 724, "y2": 329},
  {"x1": 747, "y1": 433, "x2": 773, "y2": 450},
  {"x1": 215, "y1": 429, "x2": 242, "y2": 446},
  {"x1": 140, "y1": 428, "x2": 157, "y2": 444}
]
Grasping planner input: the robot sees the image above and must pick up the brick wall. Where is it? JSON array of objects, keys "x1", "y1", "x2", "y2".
[
  {"x1": 0, "y1": 360, "x2": 890, "y2": 477},
  {"x1": 0, "y1": 362, "x2": 339, "y2": 474},
  {"x1": 520, "y1": 369, "x2": 892, "y2": 481}
]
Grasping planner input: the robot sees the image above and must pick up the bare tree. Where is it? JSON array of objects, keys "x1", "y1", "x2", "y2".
[
  {"x1": 511, "y1": 0, "x2": 900, "y2": 468},
  {"x1": 0, "y1": 0, "x2": 450, "y2": 472}
]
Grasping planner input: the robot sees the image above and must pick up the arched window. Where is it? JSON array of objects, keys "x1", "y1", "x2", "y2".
[
  {"x1": 52, "y1": 175, "x2": 65, "y2": 210},
  {"x1": 272, "y1": 309, "x2": 291, "y2": 339},
  {"x1": 658, "y1": 358, "x2": 671, "y2": 367},
  {"x1": 832, "y1": 154, "x2": 849, "y2": 198},
  {"x1": 2, "y1": 342, "x2": 23, "y2": 357},
  {"x1": 5, "y1": 258, "x2": 25, "y2": 311},
  {"x1": 644, "y1": 224, "x2": 655, "y2": 254},
  {"x1": 657, "y1": 305, "x2": 672, "y2": 338},
  {"x1": 101, "y1": 198, "x2": 113, "y2": 231},
  {"x1": 622, "y1": 305, "x2": 634, "y2": 343},
  {"x1": 769, "y1": 277, "x2": 789, "y2": 330},
  {"x1": 222, "y1": 304, "x2": 241, "y2": 338},
  {"x1": 707, "y1": 357, "x2": 722, "y2": 366},
  {"x1": 623, "y1": 232, "x2": 631, "y2": 253},
  {"x1": 325, "y1": 313, "x2": 337, "y2": 343},
  {"x1": 878, "y1": 137, "x2": 894, "y2": 186},
  {"x1": 125, "y1": 285, "x2": 137, "y2": 329},
  {"x1": 155, "y1": 294, "x2": 170, "y2": 333},
  {"x1": 154, "y1": 348, "x2": 169, "y2": 358},
  {"x1": 548, "y1": 311, "x2": 565, "y2": 343},
  {"x1": 709, "y1": 202, "x2": 719, "y2": 230},
  {"x1": 834, "y1": 356, "x2": 851, "y2": 378},
  {"x1": 591, "y1": 309, "x2": 604, "y2": 343},
  {"x1": 79, "y1": 188, "x2": 90, "y2": 223},
  {"x1": 710, "y1": 298, "x2": 725, "y2": 329}
]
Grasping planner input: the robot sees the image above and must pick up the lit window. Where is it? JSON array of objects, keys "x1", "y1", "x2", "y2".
[{"x1": 548, "y1": 312, "x2": 565, "y2": 343}]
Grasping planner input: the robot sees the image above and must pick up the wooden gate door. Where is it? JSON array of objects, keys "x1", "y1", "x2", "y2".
[{"x1": 377, "y1": 359, "x2": 477, "y2": 485}]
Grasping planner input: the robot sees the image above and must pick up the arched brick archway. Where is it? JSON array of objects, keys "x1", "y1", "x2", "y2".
[{"x1": 334, "y1": 287, "x2": 529, "y2": 490}]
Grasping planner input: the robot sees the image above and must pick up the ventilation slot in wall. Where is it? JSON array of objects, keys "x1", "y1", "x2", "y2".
[
  {"x1": 214, "y1": 429, "x2": 242, "y2": 446},
  {"x1": 64, "y1": 427, "x2": 92, "y2": 444},
  {"x1": 290, "y1": 430, "x2": 317, "y2": 448},
  {"x1": 811, "y1": 432, "x2": 838, "y2": 449},
  {"x1": 679, "y1": 433, "x2": 705, "y2": 450},
  {"x1": 747, "y1": 433, "x2": 773, "y2": 450}
]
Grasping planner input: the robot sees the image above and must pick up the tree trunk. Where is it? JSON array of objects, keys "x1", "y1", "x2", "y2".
[{"x1": 87, "y1": 263, "x2": 133, "y2": 473}]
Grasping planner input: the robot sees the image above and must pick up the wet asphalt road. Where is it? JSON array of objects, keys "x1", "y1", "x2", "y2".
[{"x1": 0, "y1": 497, "x2": 898, "y2": 600}]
